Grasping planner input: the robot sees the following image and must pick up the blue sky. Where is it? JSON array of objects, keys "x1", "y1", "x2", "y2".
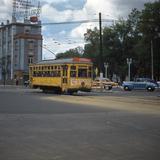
[{"x1": 0, "y1": 0, "x2": 156, "y2": 59}]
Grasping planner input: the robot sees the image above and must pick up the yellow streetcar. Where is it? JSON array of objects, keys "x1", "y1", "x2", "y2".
[{"x1": 29, "y1": 57, "x2": 93, "y2": 94}]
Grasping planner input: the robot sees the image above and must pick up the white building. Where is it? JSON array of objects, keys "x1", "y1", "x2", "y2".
[{"x1": 0, "y1": 20, "x2": 42, "y2": 84}]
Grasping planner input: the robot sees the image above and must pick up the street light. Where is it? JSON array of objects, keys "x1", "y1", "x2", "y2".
[
  {"x1": 127, "y1": 58, "x2": 132, "y2": 81},
  {"x1": 104, "y1": 62, "x2": 109, "y2": 78}
]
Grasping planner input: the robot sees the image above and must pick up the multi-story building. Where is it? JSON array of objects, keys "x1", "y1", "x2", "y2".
[{"x1": 0, "y1": 20, "x2": 42, "y2": 84}]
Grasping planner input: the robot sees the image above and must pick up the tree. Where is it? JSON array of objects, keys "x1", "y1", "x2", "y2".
[
  {"x1": 83, "y1": 28, "x2": 100, "y2": 65},
  {"x1": 56, "y1": 1, "x2": 160, "y2": 81},
  {"x1": 83, "y1": 19, "x2": 136, "y2": 81},
  {"x1": 139, "y1": 1, "x2": 160, "y2": 80},
  {"x1": 83, "y1": 3, "x2": 160, "y2": 81},
  {"x1": 56, "y1": 47, "x2": 83, "y2": 59}
]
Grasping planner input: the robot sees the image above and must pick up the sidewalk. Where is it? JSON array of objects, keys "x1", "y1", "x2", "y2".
[{"x1": 0, "y1": 84, "x2": 26, "y2": 89}]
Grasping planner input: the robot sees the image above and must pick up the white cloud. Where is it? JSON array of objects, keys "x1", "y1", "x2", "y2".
[
  {"x1": 0, "y1": 0, "x2": 156, "y2": 58},
  {"x1": 42, "y1": 4, "x2": 73, "y2": 22},
  {"x1": 41, "y1": 0, "x2": 121, "y2": 23},
  {"x1": 40, "y1": 0, "x2": 125, "y2": 50},
  {"x1": 84, "y1": 0, "x2": 116, "y2": 17},
  {"x1": 59, "y1": 30, "x2": 67, "y2": 35},
  {"x1": 42, "y1": 0, "x2": 69, "y2": 4},
  {"x1": 41, "y1": 0, "x2": 152, "y2": 57},
  {"x1": 70, "y1": 22, "x2": 96, "y2": 39},
  {"x1": 0, "y1": 0, "x2": 12, "y2": 21},
  {"x1": 4, "y1": 0, "x2": 11, "y2": 5}
]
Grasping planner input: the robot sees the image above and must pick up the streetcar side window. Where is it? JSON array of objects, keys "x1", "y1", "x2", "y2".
[
  {"x1": 70, "y1": 65, "x2": 76, "y2": 77},
  {"x1": 78, "y1": 68, "x2": 87, "y2": 78},
  {"x1": 31, "y1": 65, "x2": 61, "y2": 77}
]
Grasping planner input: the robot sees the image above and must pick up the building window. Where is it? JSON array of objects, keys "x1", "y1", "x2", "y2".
[
  {"x1": 28, "y1": 41, "x2": 34, "y2": 50},
  {"x1": 15, "y1": 41, "x2": 18, "y2": 51},
  {"x1": 24, "y1": 26, "x2": 31, "y2": 34},
  {"x1": 25, "y1": 29, "x2": 30, "y2": 33},
  {"x1": 28, "y1": 56, "x2": 33, "y2": 64},
  {"x1": 14, "y1": 55, "x2": 18, "y2": 64}
]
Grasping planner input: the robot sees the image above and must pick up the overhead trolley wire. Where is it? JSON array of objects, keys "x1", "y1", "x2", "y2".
[
  {"x1": 41, "y1": 18, "x2": 116, "y2": 26},
  {"x1": 0, "y1": 19, "x2": 116, "y2": 27}
]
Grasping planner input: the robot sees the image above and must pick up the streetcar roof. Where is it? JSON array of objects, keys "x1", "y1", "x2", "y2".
[{"x1": 35, "y1": 58, "x2": 92, "y2": 65}]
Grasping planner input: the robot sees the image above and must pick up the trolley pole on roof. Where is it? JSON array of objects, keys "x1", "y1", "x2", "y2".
[{"x1": 99, "y1": 12, "x2": 103, "y2": 79}]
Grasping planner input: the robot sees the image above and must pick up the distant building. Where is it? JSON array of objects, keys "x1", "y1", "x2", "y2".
[{"x1": 0, "y1": 20, "x2": 42, "y2": 84}]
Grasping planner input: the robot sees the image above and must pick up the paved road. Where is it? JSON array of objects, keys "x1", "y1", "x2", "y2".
[{"x1": 0, "y1": 86, "x2": 160, "y2": 160}]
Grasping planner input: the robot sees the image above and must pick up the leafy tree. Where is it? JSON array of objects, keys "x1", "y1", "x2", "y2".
[
  {"x1": 83, "y1": 2, "x2": 160, "y2": 81},
  {"x1": 83, "y1": 28, "x2": 100, "y2": 65},
  {"x1": 139, "y1": 1, "x2": 160, "y2": 80},
  {"x1": 56, "y1": 47, "x2": 83, "y2": 59},
  {"x1": 57, "y1": 1, "x2": 160, "y2": 81}
]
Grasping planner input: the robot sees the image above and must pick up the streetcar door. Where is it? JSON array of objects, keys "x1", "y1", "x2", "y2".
[{"x1": 61, "y1": 65, "x2": 68, "y2": 87}]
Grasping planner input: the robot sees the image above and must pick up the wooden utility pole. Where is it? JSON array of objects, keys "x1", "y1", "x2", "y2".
[
  {"x1": 99, "y1": 12, "x2": 103, "y2": 78},
  {"x1": 151, "y1": 40, "x2": 154, "y2": 80}
]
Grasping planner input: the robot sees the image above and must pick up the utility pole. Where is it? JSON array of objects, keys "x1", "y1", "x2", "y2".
[
  {"x1": 99, "y1": 12, "x2": 103, "y2": 79},
  {"x1": 151, "y1": 40, "x2": 154, "y2": 80}
]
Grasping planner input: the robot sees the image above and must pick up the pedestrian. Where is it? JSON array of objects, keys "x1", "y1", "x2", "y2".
[{"x1": 16, "y1": 79, "x2": 19, "y2": 85}]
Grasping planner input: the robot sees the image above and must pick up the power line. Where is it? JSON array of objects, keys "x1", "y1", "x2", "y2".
[
  {"x1": 41, "y1": 18, "x2": 116, "y2": 26},
  {"x1": 42, "y1": 45, "x2": 56, "y2": 56},
  {"x1": 0, "y1": 18, "x2": 116, "y2": 26}
]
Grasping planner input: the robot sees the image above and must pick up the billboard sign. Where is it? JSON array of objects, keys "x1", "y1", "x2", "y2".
[{"x1": 12, "y1": 0, "x2": 41, "y2": 21}]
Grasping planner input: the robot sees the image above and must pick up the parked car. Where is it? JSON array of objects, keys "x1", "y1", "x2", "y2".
[
  {"x1": 92, "y1": 77, "x2": 118, "y2": 90},
  {"x1": 122, "y1": 78, "x2": 158, "y2": 91}
]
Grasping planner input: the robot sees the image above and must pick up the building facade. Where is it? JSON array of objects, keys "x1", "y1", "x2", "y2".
[{"x1": 0, "y1": 20, "x2": 42, "y2": 84}]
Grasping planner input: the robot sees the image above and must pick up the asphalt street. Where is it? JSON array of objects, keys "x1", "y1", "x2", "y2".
[{"x1": 0, "y1": 86, "x2": 160, "y2": 160}]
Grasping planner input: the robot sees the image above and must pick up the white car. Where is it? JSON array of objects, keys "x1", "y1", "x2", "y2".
[{"x1": 92, "y1": 77, "x2": 118, "y2": 90}]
